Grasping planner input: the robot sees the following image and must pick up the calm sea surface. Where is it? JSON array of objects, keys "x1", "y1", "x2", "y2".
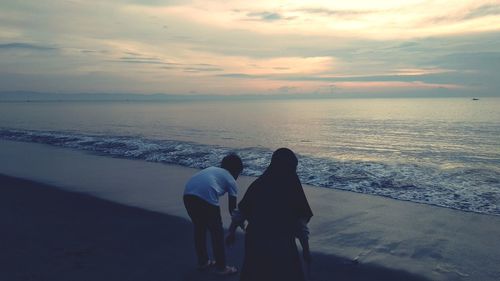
[{"x1": 1, "y1": 98, "x2": 499, "y2": 215}]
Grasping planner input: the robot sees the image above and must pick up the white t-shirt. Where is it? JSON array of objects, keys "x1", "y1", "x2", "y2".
[{"x1": 184, "y1": 166, "x2": 238, "y2": 206}]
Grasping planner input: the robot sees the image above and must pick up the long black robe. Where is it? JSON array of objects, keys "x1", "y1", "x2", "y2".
[{"x1": 238, "y1": 165, "x2": 313, "y2": 281}]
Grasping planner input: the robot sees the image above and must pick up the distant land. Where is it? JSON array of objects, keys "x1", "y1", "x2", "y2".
[{"x1": 0, "y1": 91, "x2": 488, "y2": 102}]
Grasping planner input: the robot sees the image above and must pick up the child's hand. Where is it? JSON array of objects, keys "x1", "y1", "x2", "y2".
[{"x1": 225, "y1": 232, "x2": 236, "y2": 246}]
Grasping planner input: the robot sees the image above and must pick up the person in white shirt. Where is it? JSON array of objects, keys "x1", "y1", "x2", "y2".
[{"x1": 183, "y1": 153, "x2": 243, "y2": 275}]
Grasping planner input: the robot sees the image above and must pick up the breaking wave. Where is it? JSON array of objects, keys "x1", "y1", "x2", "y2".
[{"x1": 1, "y1": 128, "x2": 498, "y2": 216}]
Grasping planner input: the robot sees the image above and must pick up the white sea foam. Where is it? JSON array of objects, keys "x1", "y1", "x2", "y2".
[{"x1": 1, "y1": 128, "x2": 498, "y2": 216}]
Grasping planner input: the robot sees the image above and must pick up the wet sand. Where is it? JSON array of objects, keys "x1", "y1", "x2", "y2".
[
  {"x1": 1, "y1": 140, "x2": 499, "y2": 281},
  {"x1": 1, "y1": 174, "x2": 431, "y2": 281}
]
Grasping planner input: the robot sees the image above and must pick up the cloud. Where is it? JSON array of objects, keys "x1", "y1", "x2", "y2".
[
  {"x1": 120, "y1": 56, "x2": 160, "y2": 61},
  {"x1": 112, "y1": 56, "x2": 224, "y2": 72},
  {"x1": 246, "y1": 12, "x2": 283, "y2": 22},
  {"x1": 121, "y1": 0, "x2": 189, "y2": 6},
  {"x1": 425, "y1": 3, "x2": 500, "y2": 24},
  {"x1": 183, "y1": 67, "x2": 223, "y2": 72},
  {"x1": 217, "y1": 71, "x2": 459, "y2": 84},
  {"x1": 218, "y1": 73, "x2": 264, "y2": 79},
  {"x1": 111, "y1": 59, "x2": 169, "y2": 65},
  {"x1": 108, "y1": 55, "x2": 182, "y2": 66},
  {"x1": 213, "y1": 66, "x2": 469, "y2": 92},
  {"x1": 1, "y1": 0, "x2": 498, "y2": 96},
  {"x1": 276, "y1": 86, "x2": 298, "y2": 93},
  {"x1": 0, "y1": 43, "x2": 56, "y2": 51},
  {"x1": 80, "y1": 49, "x2": 109, "y2": 54},
  {"x1": 428, "y1": 52, "x2": 500, "y2": 73},
  {"x1": 296, "y1": 8, "x2": 373, "y2": 18},
  {"x1": 464, "y1": 4, "x2": 500, "y2": 20},
  {"x1": 394, "y1": 41, "x2": 419, "y2": 49},
  {"x1": 117, "y1": 57, "x2": 170, "y2": 65},
  {"x1": 331, "y1": 81, "x2": 462, "y2": 90}
]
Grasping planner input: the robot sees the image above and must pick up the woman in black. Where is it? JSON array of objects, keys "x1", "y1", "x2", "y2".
[{"x1": 227, "y1": 148, "x2": 313, "y2": 281}]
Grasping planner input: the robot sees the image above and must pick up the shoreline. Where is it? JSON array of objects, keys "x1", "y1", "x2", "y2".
[
  {"x1": 1, "y1": 140, "x2": 500, "y2": 281},
  {"x1": 1, "y1": 128, "x2": 497, "y2": 217}
]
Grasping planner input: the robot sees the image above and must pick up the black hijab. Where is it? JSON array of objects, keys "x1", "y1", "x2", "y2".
[{"x1": 239, "y1": 148, "x2": 313, "y2": 225}]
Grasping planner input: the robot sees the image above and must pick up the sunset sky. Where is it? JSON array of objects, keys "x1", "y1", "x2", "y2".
[{"x1": 0, "y1": 0, "x2": 499, "y2": 96}]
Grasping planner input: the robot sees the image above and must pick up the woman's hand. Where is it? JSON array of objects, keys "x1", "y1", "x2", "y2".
[
  {"x1": 303, "y1": 249, "x2": 312, "y2": 279},
  {"x1": 303, "y1": 249, "x2": 312, "y2": 264}
]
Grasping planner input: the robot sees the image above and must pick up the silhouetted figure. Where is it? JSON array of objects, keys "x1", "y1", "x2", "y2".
[
  {"x1": 183, "y1": 153, "x2": 243, "y2": 275},
  {"x1": 227, "y1": 148, "x2": 313, "y2": 281}
]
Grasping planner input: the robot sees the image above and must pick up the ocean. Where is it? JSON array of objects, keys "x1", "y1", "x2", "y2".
[{"x1": 1, "y1": 98, "x2": 499, "y2": 215}]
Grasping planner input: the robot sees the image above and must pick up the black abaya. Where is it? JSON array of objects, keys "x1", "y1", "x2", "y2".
[{"x1": 238, "y1": 165, "x2": 313, "y2": 281}]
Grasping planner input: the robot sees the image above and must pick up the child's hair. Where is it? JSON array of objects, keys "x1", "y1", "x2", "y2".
[{"x1": 221, "y1": 153, "x2": 243, "y2": 177}]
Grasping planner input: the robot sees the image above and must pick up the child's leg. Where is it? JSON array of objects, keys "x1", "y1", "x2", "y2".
[
  {"x1": 193, "y1": 222, "x2": 209, "y2": 266},
  {"x1": 184, "y1": 195, "x2": 210, "y2": 266},
  {"x1": 207, "y1": 208, "x2": 226, "y2": 270}
]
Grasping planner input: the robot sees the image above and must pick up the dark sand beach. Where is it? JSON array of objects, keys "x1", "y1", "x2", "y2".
[
  {"x1": 1, "y1": 174, "x2": 432, "y2": 281},
  {"x1": 1, "y1": 140, "x2": 499, "y2": 281}
]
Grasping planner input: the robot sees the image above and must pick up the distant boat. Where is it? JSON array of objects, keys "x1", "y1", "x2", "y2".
[{"x1": 472, "y1": 98, "x2": 479, "y2": 100}]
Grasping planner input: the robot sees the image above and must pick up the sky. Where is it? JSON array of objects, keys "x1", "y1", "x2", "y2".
[{"x1": 0, "y1": 0, "x2": 499, "y2": 97}]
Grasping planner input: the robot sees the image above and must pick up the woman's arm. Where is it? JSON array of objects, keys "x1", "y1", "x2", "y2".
[
  {"x1": 296, "y1": 218, "x2": 312, "y2": 265},
  {"x1": 299, "y1": 236, "x2": 311, "y2": 263}
]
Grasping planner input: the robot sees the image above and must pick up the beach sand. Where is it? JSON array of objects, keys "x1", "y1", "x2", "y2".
[
  {"x1": 1, "y1": 174, "x2": 431, "y2": 281},
  {"x1": 1, "y1": 140, "x2": 499, "y2": 281}
]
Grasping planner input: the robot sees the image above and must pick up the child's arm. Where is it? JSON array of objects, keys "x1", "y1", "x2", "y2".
[
  {"x1": 225, "y1": 222, "x2": 237, "y2": 245},
  {"x1": 228, "y1": 195, "x2": 237, "y2": 216},
  {"x1": 226, "y1": 209, "x2": 245, "y2": 245}
]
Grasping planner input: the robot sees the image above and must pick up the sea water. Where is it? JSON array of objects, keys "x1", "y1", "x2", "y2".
[{"x1": 0, "y1": 98, "x2": 499, "y2": 215}]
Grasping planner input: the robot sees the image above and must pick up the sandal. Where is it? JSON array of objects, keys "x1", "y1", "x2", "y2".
[
  {"x1": 197, "y1": 260, "x2": 216, "y2": 271},
  {"x1": 215, "y1": 266, "x2": 238, "y2": 275}
]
